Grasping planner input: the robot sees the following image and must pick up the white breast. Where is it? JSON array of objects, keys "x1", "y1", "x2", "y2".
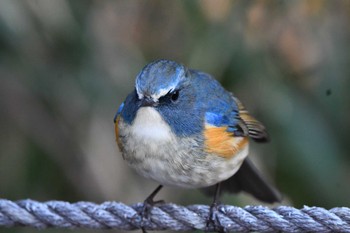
[
  {"x1": 120, "y1": 107, "x2": 181, "y2": 185},
  {"x1": 130, "y1": 107, "x2": 173, "y2": 142}
]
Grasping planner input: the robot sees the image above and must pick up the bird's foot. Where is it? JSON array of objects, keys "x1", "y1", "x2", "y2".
[
  {"x1": 206, "y1": 202, "x2": 227, "y2": 233},
  {"x1": 137, "y1": 198, "x2": 164, "y2": 233},
  {"x1": 206, "y1": 183, "x2": 226, "y2": 232},
  {"x1": 139, "y1": 198, "x2": 165, "y2": 220},
  {"x1": 133, "y1": 185, "x2": 164, "y2": 233}
]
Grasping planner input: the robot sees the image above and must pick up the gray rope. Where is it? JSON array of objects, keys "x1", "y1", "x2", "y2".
[{"x1": 0, "y1": 199, "x2": 350, "y2": 232}]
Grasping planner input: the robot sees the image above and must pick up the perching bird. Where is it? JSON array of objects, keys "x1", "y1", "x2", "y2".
[{"x1": 114, "y1": 59, "x2": 281, "y2": 228}]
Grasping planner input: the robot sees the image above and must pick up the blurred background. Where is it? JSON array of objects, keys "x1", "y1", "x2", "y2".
[{"x1": 0, "y1": 0, "x2": 350, "y2": 232}]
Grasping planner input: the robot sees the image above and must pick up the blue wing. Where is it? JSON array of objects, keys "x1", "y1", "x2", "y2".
[
  {"x1": 191, "y1": 70, "x2": 240, "y2": 132},
  {"x1": 204, "y1": 95, "x2": 268, "y2": 141},
  {"x1": 205, "y1": 111, "x2": 239, "y2": 133}
]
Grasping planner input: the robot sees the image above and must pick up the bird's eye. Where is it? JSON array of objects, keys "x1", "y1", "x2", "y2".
[{"x1": 171, "y1": 90, "x2": 179, "y2": 102}]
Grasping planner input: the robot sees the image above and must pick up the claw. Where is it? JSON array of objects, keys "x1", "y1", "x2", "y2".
[
  {"x1": 206, "y1": 183, "x2": 227, "y2": 233},
  {"x1": 133, "y1": 185, "x2": 164, "y2": 233},
  {"x1": 207, "y1": 203, "x2": 227, "y2": 233}
]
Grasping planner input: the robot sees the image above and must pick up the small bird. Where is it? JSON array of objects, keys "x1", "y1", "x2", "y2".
[{"x1": 114, "y1": 59, "x2": 281, "y2": 229}]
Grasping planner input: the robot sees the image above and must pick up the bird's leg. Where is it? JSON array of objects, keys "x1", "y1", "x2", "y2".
[
  {"x1": 141, "y1": 184, "x2": 164, "y2": 216},
  {"x1": 209, "y1": 182, "x2": 221, "y2": 222},
  {"x1": 207, "y1": 182, "x2": 226, "y2": 233},
  {"x1": 136, "y1": 185, "x2": 164, "y2": 233}
]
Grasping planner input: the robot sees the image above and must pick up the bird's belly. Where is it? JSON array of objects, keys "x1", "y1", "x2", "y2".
[
  {"x1": 118, "y1": 107, "x2": 249, "y2": 188},
  {"x1": 127, "y1": 144, "x2": 249, "y2": 188},
  {"x1": 121, "y1": 128, "x2": 249, "y2": 188}
]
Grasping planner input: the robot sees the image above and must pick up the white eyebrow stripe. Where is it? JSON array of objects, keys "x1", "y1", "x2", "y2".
[
  {"x1": 151, "y1": 86, "x2": 175, "y2": 102},
  {"x1": 137, "y1": 93, "x2": 144, "y2": 100},
  {"x1": 135, "y1": 81, "x2": 144, "y2": 100}
]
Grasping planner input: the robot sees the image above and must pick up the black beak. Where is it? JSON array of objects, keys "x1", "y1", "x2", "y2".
[{"x1": 140, "y1": 97, "x2": 157, "y2": 107}]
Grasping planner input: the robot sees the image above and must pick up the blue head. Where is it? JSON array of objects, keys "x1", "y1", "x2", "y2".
[
  {"x1": 135, "y1": 60, "x2": 188, "y2": 101},
  {"x1": 118, "y1": 59, "x2": 239, "y2": 137}
]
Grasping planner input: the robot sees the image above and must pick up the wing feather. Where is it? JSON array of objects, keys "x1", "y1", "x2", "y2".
[{"x1": 234, "y1": 97, "x2": 269, "y2": 142}]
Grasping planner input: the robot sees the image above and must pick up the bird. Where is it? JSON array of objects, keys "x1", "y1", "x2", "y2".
[{"x1": 114, "y1": 59, "x2": 281, "y2": 230}]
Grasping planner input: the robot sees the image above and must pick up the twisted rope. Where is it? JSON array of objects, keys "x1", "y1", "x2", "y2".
[{"x1": 0, "y1": 199, "x2": 350, "y2": 232}]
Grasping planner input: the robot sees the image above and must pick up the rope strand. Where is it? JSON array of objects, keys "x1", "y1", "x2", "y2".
[{"x1": 1, "y1": 199, "x2": 350, "y2": 232}]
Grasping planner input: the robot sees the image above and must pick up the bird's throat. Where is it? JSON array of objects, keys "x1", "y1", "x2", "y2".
[{"x1": 131, "y1": 107, "x2": 173, "y2": 142}]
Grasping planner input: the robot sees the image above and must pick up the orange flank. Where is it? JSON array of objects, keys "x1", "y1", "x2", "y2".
[
  {"x1": 114, "y1": 116, "x2": 123, "y2": 151},
  {"x1": 204, "y1": 125, "x2": 248, "y2": 159}
]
